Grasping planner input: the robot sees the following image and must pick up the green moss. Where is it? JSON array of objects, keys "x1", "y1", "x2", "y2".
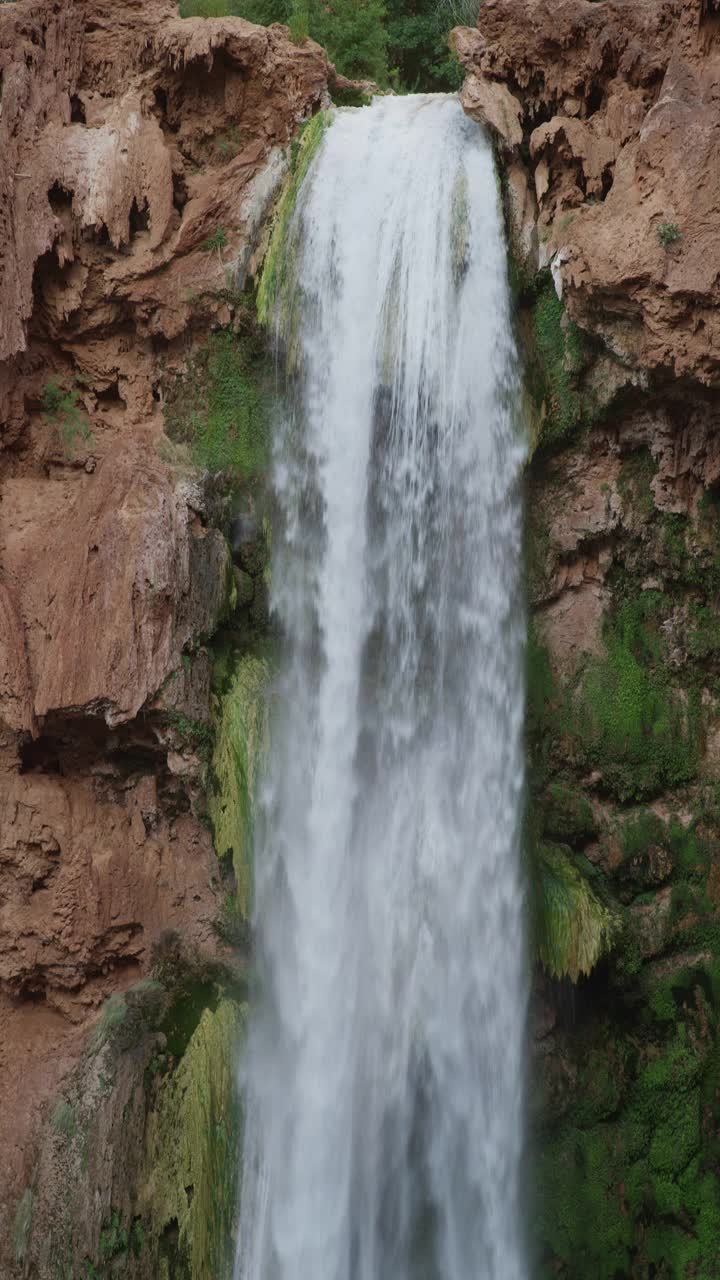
[
  {"x1": 535, "y1": 843, "x2": 617, "y2": 981},
  {"x1": 256, "y1": 111, "x2": 330, "y2": 329},
  {"x1": 141, "y1": 1000, "x2": 246, "y2": 1280},
  {"x1": 542, "y1": 783, "x2": 597, "y2": 847},
  {"x1": 209, "y1": 648, "x2": 271, "y2": 919},
  {"x1": 575, "y1": 597, "x2": 700, "y2": 801},
  {"x1": 165, "y1": 328, "x2": 270, "y2": 480},
  {"x1": 530, "y1": 280, "x2": 586, "y2": 449}
]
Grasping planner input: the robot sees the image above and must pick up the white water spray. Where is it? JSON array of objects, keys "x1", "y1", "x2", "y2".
[{"x1": 236, "y1": 94, "x2": 527, "y2": 1280}]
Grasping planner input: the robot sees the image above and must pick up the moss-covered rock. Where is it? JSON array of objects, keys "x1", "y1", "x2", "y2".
[
  {"x1": 542, "y1": 783, "x2": 597, "y2": 847},
  {"x1": 140, "y1": 999, "x2": 246, "y2": 1280},
  {"x1": 209, "y1": 647, "x2": 271, "y2": 918},
  {"x1": 256, "y1": 110, "x2": 330, "y2": 329}
]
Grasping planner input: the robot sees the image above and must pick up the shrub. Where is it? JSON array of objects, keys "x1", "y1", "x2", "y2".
[
  {"x1": 200, "y1": 226, "x2": 228, "y2": 254},
  {"x1": 41, "y1": 380, "x2": 93, "y2": 458},
  {"x1": 657, "y1": 221, "x2": 681, "y2": 247}
]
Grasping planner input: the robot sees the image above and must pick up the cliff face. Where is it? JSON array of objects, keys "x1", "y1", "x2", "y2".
[
  {"x1": 456, "y1": 1, "x2": 720, "y2": 1274},
  {"x1": 0, "y1": 2, "x2": 336, "y2": 1274}
]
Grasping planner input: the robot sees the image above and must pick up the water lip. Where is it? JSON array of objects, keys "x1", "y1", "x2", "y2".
[{"x1": 236, "y1": 93, "x2": 527, "y2": 1280}]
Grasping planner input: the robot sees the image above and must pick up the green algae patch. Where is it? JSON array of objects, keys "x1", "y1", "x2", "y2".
[
  {"x1": 141, "y1": 1000, "x2": 246, "y2": 1280},
  {"x1": 209, "y1": 649, "x2": 271, "y2": 918},
  {"x1": 256, "y1": 110, "x2": 330, "y2": 329},
  {"x1": 535, "y1": 843, "x2": 617, "y2": 981}
]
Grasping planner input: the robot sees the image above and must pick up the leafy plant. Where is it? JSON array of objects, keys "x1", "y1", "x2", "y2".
[
  {"x1": 99, "y1": 1210, "x2": 128, "y2": 1260},
  {"x1": 42, "y1": 380, "x2": 93, "y2": 458},
  {"x1": 657, "y1": 221, "x2": 681, "y2": 248},
  {"x1": 200, "y1": 226, "x2": 228, "y2": 254}
]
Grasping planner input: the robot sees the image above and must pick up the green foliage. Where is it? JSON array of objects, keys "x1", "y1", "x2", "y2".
[
  {"x1": 179, "y1": 0, "x2": 234, "y2": 12},
  {"x1": 535, "y1": 843, "x2": 617, "y2": 981},
  {"x1": 42, "y1": 380, "x2": 93, "y2": 458},
  {"x1": 168, "y1": 712, "x2": 215, "y2": 764},
  {"x1": 99, "y1": 1211, "x2": 129, "y2": 1260},
  {"x1": 530, "y1": 281, "x2": 586, "y2": 448},
  {"x1": 386, "y1": 0, "x2": 463, "y2": 90},
  {"x1": 165, "y1": 328, "x2": 270, "y2": 478},
  {"x1": 658, "y1": 220, "x2": 681, "y2": 248},
  {"x1": 179, "y1": 0, "x2": 462, "y2": 88},
  {"x1": 130, "y1": 1219, "x2": 146, "y2": 1258},
  {"x1": 200, "y1": 226, "x2": 228, "y2": 253},
  {"x1": 575, "y1": 596, "x2": 700, "y2": 801}
]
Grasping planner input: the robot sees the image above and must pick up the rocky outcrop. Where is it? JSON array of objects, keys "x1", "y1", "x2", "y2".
[
  {"x1": 455, "y1": 0, "x2": 720, "y2": 383},
  {"x1": 0, "y1": 1, "x2": 341, "y2": 1274},
  {"x1": 458, "y1": 0, "x2": 720, "y2": 1273}
]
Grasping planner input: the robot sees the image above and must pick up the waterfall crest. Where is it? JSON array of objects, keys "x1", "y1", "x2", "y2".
[{"x1": 236, "y1": 93, "x2": 528, "y2": 1280}]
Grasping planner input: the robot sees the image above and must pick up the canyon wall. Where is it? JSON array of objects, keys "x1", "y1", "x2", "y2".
[
  {"x1": 455, "y1": 0, "x2": 720, "y2": 1274},
  {"x1": 3, "y1": 0, "x2": 720, "y2": 1275},
  {"x1": 0, "y1": 1, "x2": 340, "y2": 1274}
]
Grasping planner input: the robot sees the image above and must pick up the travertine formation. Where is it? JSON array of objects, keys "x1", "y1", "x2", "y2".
[
  {"x1": 0, "y1": 1, "x2": 339, "y2": 1272},
  {"x1": 454, "y1": 0, "x2": 720, "y2": 381}
]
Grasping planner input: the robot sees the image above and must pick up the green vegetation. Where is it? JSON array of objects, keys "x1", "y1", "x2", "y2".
[
  {"x1": 99, "y1": 1211, "x2": 129, "y2": 1261},
  {"x1": 179, "y1": 0, "x2": 464, "y2": 90},
  {"x1": 535, "y1": 842, "x2": 617, "y2": 981},
  {"x1": 42, "y1": 380, "x2": 93, "y2": 458},
  {"x1": 209, "y1": 646, "x2": 271, "y2": 919},
  {"x1": 165, "y1": 327, "x2": 270, "y2": 479},
  {"x1": 576, "y1": 597, "x2": 700, "y2": 800},
  {"x1": 168, "y1": 712, "x2": 215, "y2": 765},
  {"x1": 199, "y1": 226, "x2": 228, "y2": 253},
  {"x1": 542, "y1": 783, "x2": 597, "y2": 847},
  {"x1": 657, "y1": 220, "x2": 681, "y2": 248},
  {"x1": 51, "y1": 1101, "x2": 77, "y2": 1139},
  {"x1": 257, "y1": 110, "x2": 329, "y2": 329},
  {"x1": 91, "y1": 980, "x2": 166, "y2": 1055},
  {"x1": 142, "y1": 1000, "x2": 246, "y2": 1280},
  {"x1": 536, "y1": 1018, "x2": 720, "y2": 1279},
  {"x1": 530, "y1": 280, "x2": 586, "y2": 448}
]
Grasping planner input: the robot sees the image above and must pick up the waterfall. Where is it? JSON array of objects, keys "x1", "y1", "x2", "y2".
[{"x1": 236, "y1": 93, "x2": 528, "y2": 1280}]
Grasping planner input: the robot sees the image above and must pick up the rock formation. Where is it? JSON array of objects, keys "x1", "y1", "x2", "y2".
[
  {"x1": 0, "y1": 1, "x2": 340, "y2": 1274},
  {"x1": 455, "y1": 0, "x2": 720, "y2": 1273}
]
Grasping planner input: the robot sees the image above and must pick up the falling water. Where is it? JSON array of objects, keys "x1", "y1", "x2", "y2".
[{"x1": 236, "y1": 94, "x2": 527, "y2": 1280}]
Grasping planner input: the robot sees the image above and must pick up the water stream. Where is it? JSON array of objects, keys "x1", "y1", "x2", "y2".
[{"x1": 236, "y1": 93, "x2": 527, "y2": 1280}]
